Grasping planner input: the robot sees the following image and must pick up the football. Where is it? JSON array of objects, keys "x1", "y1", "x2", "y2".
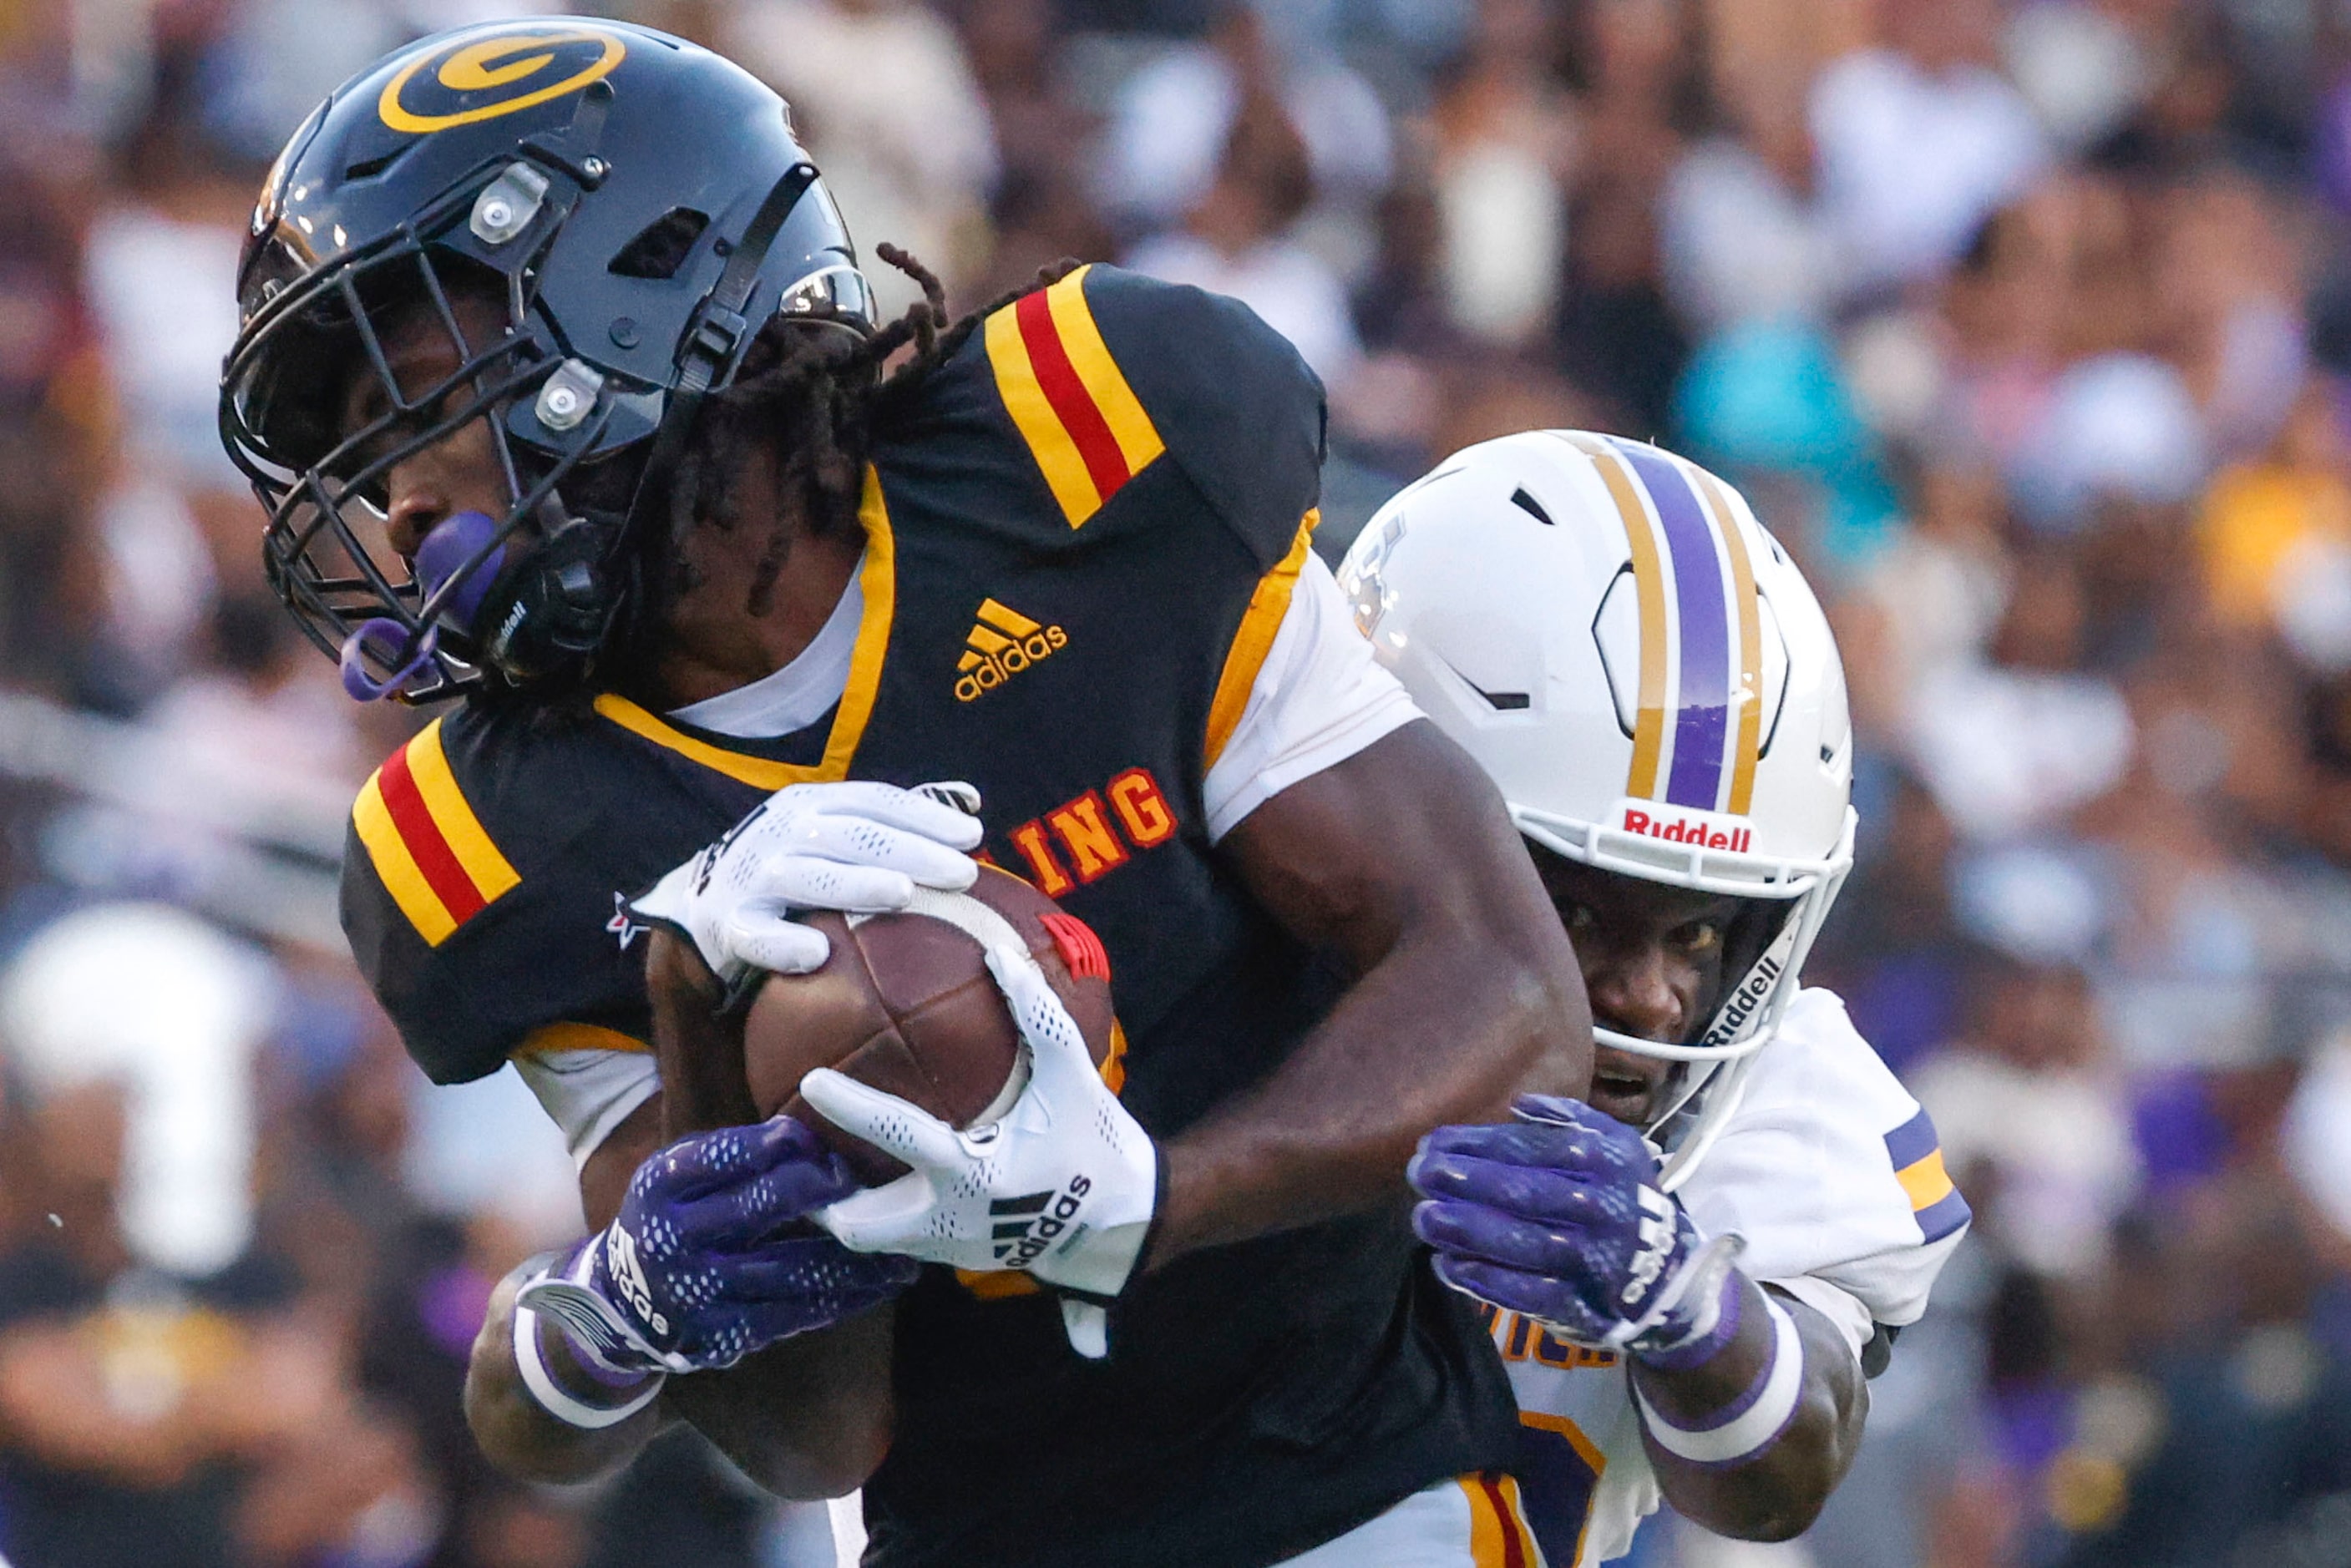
[{"x1": 743, "y1": 864, "x2": 1117, "y2": 1184}]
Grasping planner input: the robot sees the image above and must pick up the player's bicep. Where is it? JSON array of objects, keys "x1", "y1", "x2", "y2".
[{"x1": 1219, "y1": 719, "x2": 1542, "y2": 973}]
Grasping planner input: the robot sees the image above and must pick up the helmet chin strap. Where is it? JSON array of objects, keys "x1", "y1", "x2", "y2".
[{"x1": 1599, "y1": 906, "x2": 1811, "y2": 1191}]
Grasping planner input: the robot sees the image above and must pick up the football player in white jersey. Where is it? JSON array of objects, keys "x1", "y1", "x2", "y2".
[{"x1": 1340, "y1": 432, "x2": 1971, "y2": 1565}]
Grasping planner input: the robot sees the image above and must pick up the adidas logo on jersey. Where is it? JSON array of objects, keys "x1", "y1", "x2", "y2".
[
  {"x1": 988, "y1": 1176, "x2": 1092, "y2": 1267},
  {"x1": 957, "y1": 599, "x2": 1067, "y2": 701}
]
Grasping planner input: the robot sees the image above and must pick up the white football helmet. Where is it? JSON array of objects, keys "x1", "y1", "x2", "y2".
[{"x1": 1340, "y1": 430, "x2": 1856, "y2": 1189}]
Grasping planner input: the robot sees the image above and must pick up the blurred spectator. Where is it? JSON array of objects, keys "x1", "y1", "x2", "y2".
[
  {"x1": 2198, "y1": 379, "x2": 2351, "y2": 637},
  {"x1": 0, "y1": 1078, "x2": 333, "y2": 1568},
  {"x1": 1909, "y1": 953, "x2": 2141, "y2": 1281},
  {"x1": 725, "y1": 0, "x2": 1000, "y2": 315},
  {"x1": 1122, "y1": 9, "x2": 1360, "y2": 383},
  {"x1": 0, "y1": 903, "x2": 276, "y2": 1277},
  {"x1": 1090, "y1": 0, "x2": 1391, "y2": 249},
  {"x1": 2003, "y1": 0, "x2": 2161, "y2": 154},
  {"x1": 2008, "y1": 353, "x2": 2207, "y2": 536},
  {"x1": 1425, "y1": 0, "x2": 1573, "y2": 349},
  {"x1": 1811, "y1": 0, "x2": 2050, "y2": 296},
  {"x1": 1906, "y1": 545, "x2": 2135, "y2": 842},
  {"x1": 953, "y1": 0, "x2": 1116, "y2": 296},
  {"x1": 1662, "y1": 45, "x2": 1838, "y2": 333},
  {"x1": 1842, "y1": 463, "x2": 2013, "y2": 737}
]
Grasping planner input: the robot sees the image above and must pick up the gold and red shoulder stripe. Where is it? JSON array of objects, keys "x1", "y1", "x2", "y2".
[
  {"x1": 984, "y1": 265, "x2": 1165, "y2": 528},
  {"x1": 1459, "y1": 1469, "x2": 1540, "y2": 1567},
  {"x1": 352, "y1": 719, "x2": 519, "y2": 947}
]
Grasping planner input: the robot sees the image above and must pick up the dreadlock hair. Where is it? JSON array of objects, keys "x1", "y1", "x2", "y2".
[{"x1": 638, "y1": 245, "x2": 1084, "y2": 635}]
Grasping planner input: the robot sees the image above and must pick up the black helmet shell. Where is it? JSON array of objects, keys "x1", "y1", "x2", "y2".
[{"x1": 222, "y1": 17, "x2": 874, "y2": 701}]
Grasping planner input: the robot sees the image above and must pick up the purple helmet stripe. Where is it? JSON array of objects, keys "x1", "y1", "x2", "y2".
[{"x1": 1614, "y1": 441, "x2": 1730, "y2": 811}]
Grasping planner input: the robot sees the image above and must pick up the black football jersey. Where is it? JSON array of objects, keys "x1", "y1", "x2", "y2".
[{"x1": 343, "y1": 264, "x2": 1518, "y2": 1566}]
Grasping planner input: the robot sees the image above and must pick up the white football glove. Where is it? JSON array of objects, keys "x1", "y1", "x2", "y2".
[
  {"x1": 631, "y1": 780, "x2": 984, "y2": 986},
  {"x1": 803, "y1": 945, "x2": 1160, "y2": 1359}
]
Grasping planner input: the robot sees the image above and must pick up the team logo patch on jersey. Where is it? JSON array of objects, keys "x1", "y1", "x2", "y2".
[
  {"x1": 984, "y1": 265, "x2": 1164, "y2": 527},
  {"x1": 352, "y1": 718, "x2": 519, "y2": 946},
  {"x1": 1885, "y1": 1108, "x2": 1971, "y2": 1243},
  {"x1": 607, "y1": 893, "x2": 649, "y2": 951},
  {"x1": 377, "y1": 26, "x2": 626, "y2": 134},
  {"x1": 955, "y1": 598, "x2": 1066, "y2": 701}
]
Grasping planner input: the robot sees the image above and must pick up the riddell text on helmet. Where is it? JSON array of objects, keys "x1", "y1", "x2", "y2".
[{"x1": 1619, "y1": 807, "x2": 1752, "y2": 853}]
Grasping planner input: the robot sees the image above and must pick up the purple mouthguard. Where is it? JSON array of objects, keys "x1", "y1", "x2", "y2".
[
  {"x1": 413, "y1": 509, "x2": 507, "y2": 630},
  {"x1": 340, "y1": 618, "x2": 438, "y2": 702}
]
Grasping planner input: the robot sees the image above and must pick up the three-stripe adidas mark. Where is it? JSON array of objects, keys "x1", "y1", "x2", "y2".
[
  {"x1": 987, "y1": 1176, "x2": 1095, "y2": 1267},
  {"x1": 991, "y1": 1191, "x2": 1055, "y2": 1259},
  {"x1": 955, "y1": 598, "x2": 1067, "y2": 701}
]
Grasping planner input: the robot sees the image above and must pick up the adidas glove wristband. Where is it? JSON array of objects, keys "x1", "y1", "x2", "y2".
[
  {"x1": 512, "y1": 1250, "x2": 668, "y2": 1431},
  {"x1": 1046, "y1": 1144, "x2": 1173, "y2": 1310}
]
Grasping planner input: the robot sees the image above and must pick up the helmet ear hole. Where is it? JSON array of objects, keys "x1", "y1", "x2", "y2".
[{"x1": 609, "y1": 207, "x2": 711, "y2": 280}]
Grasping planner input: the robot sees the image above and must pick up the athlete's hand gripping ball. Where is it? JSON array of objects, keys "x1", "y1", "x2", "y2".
[
  {"x1": 631, "y1": 780, "x2": 985, "y2": 987},
  {"x1": 520, "y1": 1115, "x2": 919, "y2": 1375},
  {"x1": 803, "y1": 946, "x2": 1160, "y2": 1359},
  {"x1": 1409, "y1": 1095, "x2": 1740, "y2": 1360}
]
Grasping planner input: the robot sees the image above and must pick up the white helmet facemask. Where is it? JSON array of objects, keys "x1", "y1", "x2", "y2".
[{"x1": 1340, "y1": 430, "x2": 1857, "y2": 1191}]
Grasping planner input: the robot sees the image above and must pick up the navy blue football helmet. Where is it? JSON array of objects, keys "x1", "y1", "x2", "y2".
[{"x1": 220, "y1": 18, "x2": 875, "y2": 701}]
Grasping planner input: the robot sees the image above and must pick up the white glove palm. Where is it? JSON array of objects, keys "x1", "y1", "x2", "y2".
[
  {"x1": 631, "y1": 780, "x2": 983, "y2": 985},
  {"x1": 803, "y1": 946, "x2": 1159, "y2": 1358}
]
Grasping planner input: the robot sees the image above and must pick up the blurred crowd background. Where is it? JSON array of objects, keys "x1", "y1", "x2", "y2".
[{"x1": 3, "y1": 0, "x2": 2351, "y2": 1565}]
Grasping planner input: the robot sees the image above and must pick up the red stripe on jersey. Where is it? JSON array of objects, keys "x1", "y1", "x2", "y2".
[
  {"x1": 1015, "y1": 290, "x2": 1130, "y2": 502},
  {"x1": 1481, "y1": 1474, "x2": 1529, "y2": 1568},
  {"x1": 378, "y1": 741, "x2": 487, "y2": 924}
]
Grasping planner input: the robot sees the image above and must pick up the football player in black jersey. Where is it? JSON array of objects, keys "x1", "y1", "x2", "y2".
[{"x1": 220, "y1": 19, "x2": 1590, "y2": 1565}]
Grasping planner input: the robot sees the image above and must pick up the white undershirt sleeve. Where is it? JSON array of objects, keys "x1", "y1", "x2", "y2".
[
  {"x1": 1761, "y1": 1272, "x2": 1874, "y2": 1361},
  {"x1": 510, "y1": 1045, "x2": 662, "y2": 1171},
  {"x1": 1201, "y1": 552, "x2": 1423, "y2": 842}
]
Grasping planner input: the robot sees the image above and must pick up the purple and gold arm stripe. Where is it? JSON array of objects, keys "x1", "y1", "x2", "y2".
[{"x1": 1885, "y1": 1108, "x2": 1970, "y2": 1244}]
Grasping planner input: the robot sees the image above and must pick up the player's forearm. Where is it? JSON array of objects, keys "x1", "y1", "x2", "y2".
[
  {"x1": 1153, "y1": 928, "x2": 1576, "y2": 1262},
  {"x1": 464, "y1": 1261, "x2": 666, "y2": 1484},
  {"x1": 1156, "y1": 729, "x2": 1589, "y2": 1263},
  {"x1": 468, "y1": 1250, "x2": 898, "y2": 1496},
  {"x1": 664, "y1": 1305, "x2": 897, "y2": 1498},
  {"x1": 1632, "y1": 1279, "x2": 1867, "y2": 1540}
]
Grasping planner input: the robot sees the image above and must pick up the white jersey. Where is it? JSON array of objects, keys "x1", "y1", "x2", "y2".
[{"x1": 1490, "y1": 988, "x2": 1969, "y2": 1566}]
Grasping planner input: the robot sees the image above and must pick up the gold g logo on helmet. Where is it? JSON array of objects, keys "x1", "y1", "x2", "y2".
[{"x1": 377, "y1": 27, "x2": 626, "y2": 134}]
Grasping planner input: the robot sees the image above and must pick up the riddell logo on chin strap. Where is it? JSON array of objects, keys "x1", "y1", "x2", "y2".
[
  {"x1": 1620, "y1": 807, "x2": 1752, "y2": 853},
  {"x1": 1702, "y1": 955, "x2": 1782, "y2": 1047},
  {"x1": 956, "y1": 599, "x2": 1067, "y2": 701}
]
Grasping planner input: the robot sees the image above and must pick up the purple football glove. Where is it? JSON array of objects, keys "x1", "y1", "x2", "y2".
[
  {"x1": 1410, "y1": 1095, "x2": 1739, "y2": 1361},
  {"x1": 520, "y1": 1115, "x2": 919, "y2": 1374}
]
